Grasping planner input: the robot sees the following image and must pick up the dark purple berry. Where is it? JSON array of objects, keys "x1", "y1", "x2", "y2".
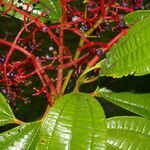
[
  {"x1": 5, "y1": 32, "x2": 13, "y2": 39},
  {"x1": 118, "y1": 20, "x2": 126, "y2": 28},
  {"x1": 121, "y1": 2, "x2": 128, "y2": 7},
  {"x1": 104, "y1": 22, "x2": 111, "y2": 31},
  {"x1": 96, "y1": 49, "x2": 103, "y2": 57},
  {"x1": 0, "y1": 56, "x2": 5, "y2": 64},
  {"x1": 81, "y1": 25, "x2": 88, "y2": 31},
  {"x1": 133, "y1": 6, "x2": 139, "y2": 10},
  {"x1": 1, "y1": 88, "x2": 7, "y2": 94},
  {"x1": 55, "y1": 28, "x2": 60, "y2": 35},
  {"x1": 66, "y1": 86, "x2": 70, "y2": 90},
  {"x1": 27, "y1": 42, "x2": 35, "y2": 51},
  {"x1": 49, "y1": 46, "x2": 54, "y2": 51},
  {"x1": 7, "y1": 71, "x2": 17, "y2": 79},
  {"x1": 42, "y1": 26, "x2": 49, "y2": 32},
  {"x1": 81, "y1": 22, "x2": 90, "y2": 32},
  {"x1": 45, "y1": 54, "x2": 52, "y2": 60},
  {"x1": 71, "y1": 16, "x2": 79, "y2": 22},
  {"x1": 93, "y1": 29, "x2": 101, "y2": 38}
]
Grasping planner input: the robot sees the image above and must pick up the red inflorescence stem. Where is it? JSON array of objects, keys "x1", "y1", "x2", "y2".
[{"x1": 0, "y1": 0, "x2": 141, "y2": 107}]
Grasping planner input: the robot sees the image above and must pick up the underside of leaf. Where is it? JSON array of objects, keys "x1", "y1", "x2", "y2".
[{"x1": 96, "y1": 87, "x2": 150, "y2": 119}]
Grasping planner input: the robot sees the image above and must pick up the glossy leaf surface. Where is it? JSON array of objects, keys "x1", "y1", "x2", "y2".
[
  {"x1": 1, "y1": 0, "x2": 61, "y2": 23},
  {"x1": 0, "y1": 121, "x2": 41, "y2": 149},
  {"x1": 96, "y1": 88, "x2": 150, "y2": 119},
  {"x1": 125, "y1": 10, "x2": 150, "y2": 26},
  {"x1": 0, "y1": 93, "x2": 107, "y2": 149},
  {"x1": 106, "y1": 117, "x2": 150, "y2": 150},
  {"x1": 40, "y1": 0, "x2": 61, "y2": 23},
  {"x1": 100, "y1": 16, "x2": 150, "y2": 78},
  {"x1": 36, "y1": 92, "x2": 107, "y2": 150},
  {"x1": 0, "y1": 93, "x2": 15, "y2": 126}
]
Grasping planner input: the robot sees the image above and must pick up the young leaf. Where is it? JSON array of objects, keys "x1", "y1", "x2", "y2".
[
  {"x1": 0, "y1": 121, "x2": 41, "y2": 149},
  {"x1": 96, "y1": 88, "x2": 150, "y2": 119},
  {"x1": 106, "y1": 117, "x2": 150, "y2": 150},
  {"x1": 100, "y1": 16, "x2": 150, "y2": 78},
  {"x1": 125, "y1": 10, "x2": 150, "y2": 26},
  {"x1": 36, "y1": 93, "x2": 107, "y2": 150},
  {"x1": 0, "y1": 93, "x2": 16, "y2": 126}
]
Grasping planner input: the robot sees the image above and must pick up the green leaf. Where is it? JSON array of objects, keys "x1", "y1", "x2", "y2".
[
  {"x1": 0, "y1": 93, "x2": 107, "y2": 149},
  {"x1": 96, "y1": 88, "x2": 150, "y2": 119},
  {"x1": 106, "y1": 116, "x2": 150, "y2": 150},
  {"x1": 125, "y1": 10, "x2": 150, "y2": 26},
  {"x1": 40, "y1": 0, "x2": 62, "y2": 23},
  {"x1": 36, "y1": 93, "x2": 107, "y2": 150},
  {"x1": 100, "y1": 16, "x2": 150, "y2": 78},
  {"x1": 1, "y1": 0, "x2": 61, "y2": 23},
  {"x1": 0, "y1": 93, "x2": 16, "y2": 126},
  {"x1": 0, "y1": 121, "x2": 41, "y2": 149}
]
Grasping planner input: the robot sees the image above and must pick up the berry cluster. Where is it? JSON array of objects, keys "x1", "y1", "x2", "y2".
[{"x1": 0, "y1": 0, "x2": 144, "y2": 106}]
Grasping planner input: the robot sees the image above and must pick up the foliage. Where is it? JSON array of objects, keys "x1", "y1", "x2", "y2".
[
  {"x1": 100, "y1": 16, "x2": 150, "y2": 77},
  {"x1": 0, "y1": 93, "x2": 16, "y2": 126},
  {"x1": 0, "y1": 93, "x2": 107, "y2": 149},
  {"x1": 0, "y1": 0, "x2": 150, "y2": 149},
  {"x1": 106, "y1": 117, "x2": 150, "y2": 149},
  {"x1": 125, "y1": 10, "x2": 150, "y2": 26}
]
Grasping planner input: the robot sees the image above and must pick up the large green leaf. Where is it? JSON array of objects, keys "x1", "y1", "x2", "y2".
[
  {"x1": 96, "y1": 88, "x2": 150, "y2": 119},
  {"x1": 0, "y1": 93, "x2": 16, "y2": 126},
  {"x1": 1, "y1": 0, "x2": 61, "y2": 23},
  {"x1": 36, "y1": 93, "x2": 107, "y2": 150},
  {"x1": 106, "y1": 117, "x2": 150, "y2": 150},
  {"x1": 100, "y1": 16, "x2": 150, "y2": 78},
  {"x1": 0, "y1": 93, "x2": 107, "y2": 149},
  {"x1": 0, "y1": 121, "x2": 41, "y2": 149},
  {"x1": 125, "y1": 10, "x2": 150, "y2": 26}
]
